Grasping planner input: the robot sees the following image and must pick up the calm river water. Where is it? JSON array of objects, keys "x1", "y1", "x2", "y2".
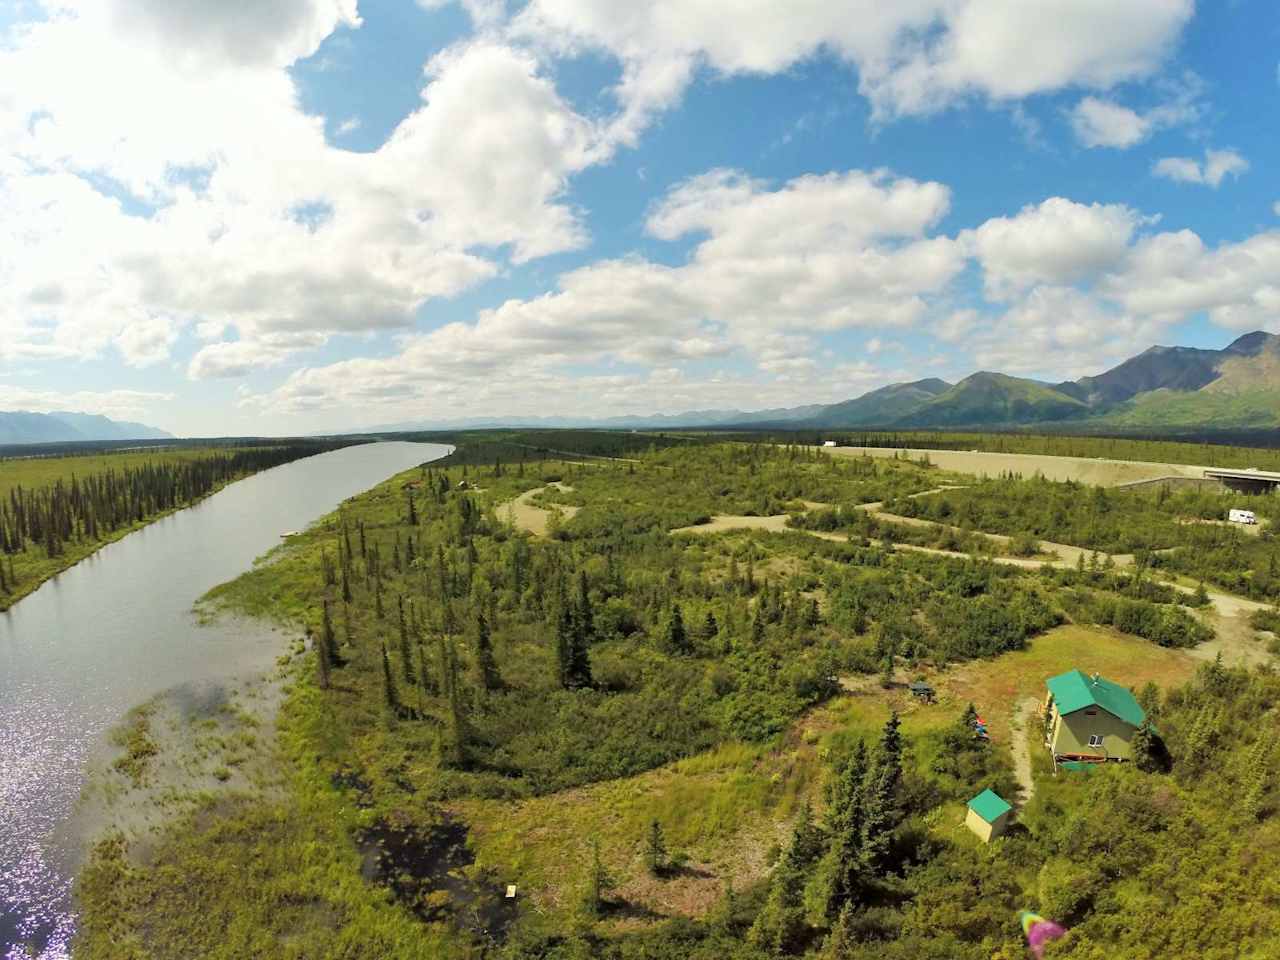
[{"x1": 0, "y1": 441, "x2": 450, "y2": 959}]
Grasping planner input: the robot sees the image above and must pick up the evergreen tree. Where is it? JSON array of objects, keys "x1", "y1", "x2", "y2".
[
  {"x1": 582, "y1": 837, "x2": 613, "y2": 919},
  {"x1": 823, "y1": 740, "x2": 869, "y2": 916},
  {"x1": 475, "y1": 612, "x2": 501, "y2": 691},
  {"x1": 1132, "y1": 718, "x2": 1162, "y2": 773},
  {"x1": 748, "y1": 805, "x2": 820, "y2": 954},
  {"x1": 646, "y1": 819, "x2": 668, "y2": 876},
  {"x1": 859, "y1": 711, "x2": 904, "y2": 875},
  {"x1": 380, "y1": 642, "x2": 401, "y2": 719},
  {"x1": 1242, "y1": 739, "x2": 1271, "y2": 820},
  {"x1": 698, "y1": 610, "x2": 719, "y2": 649},
  {"x1": 663, "y1": 603, "x2": 690, "y2": 655},
  {"x1": 313, "y1": 627, "x2": 331, "y2": 690}
]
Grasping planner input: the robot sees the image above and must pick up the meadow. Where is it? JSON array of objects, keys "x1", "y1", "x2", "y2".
[{"x1": 71, "y1": 436, "x2": 1280, "y2": 959}]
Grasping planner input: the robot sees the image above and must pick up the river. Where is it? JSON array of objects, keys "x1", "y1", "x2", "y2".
[{"x1": 0, "y1": 441, "x2": 450, "y2": 959}]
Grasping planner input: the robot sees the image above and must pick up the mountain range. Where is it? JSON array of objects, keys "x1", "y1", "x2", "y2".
[
  {"x1": 0, "y1": 411, "x2": 174, "y2": 446},
  {"x1": 360, "y1": 330, "x2": 1280, "y2": 434}
]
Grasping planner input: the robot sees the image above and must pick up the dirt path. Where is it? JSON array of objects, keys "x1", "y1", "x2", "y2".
[
  {"x1": 499, "y1": 483, "x2": 579, "y2": 537},
  {"x1": 1010, "y1": 698, "x2": 1039, "y2": 806}
]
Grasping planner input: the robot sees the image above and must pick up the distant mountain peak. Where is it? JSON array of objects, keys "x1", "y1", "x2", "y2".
[
  {"x1": 1224, "y1": 331, "x2": 1279, "y2": 356},
  {"x1": 0, "y1": 410, "x2": 173, "y2": 446}
]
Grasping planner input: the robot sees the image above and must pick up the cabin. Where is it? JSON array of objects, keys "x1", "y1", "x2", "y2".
[
  {"x1": 909, "y1": 680, "x2": 935, "y2": 703},
  {"x1": 965, "y1": 789, "x2": 1012, "y2": 842},
  {"x1": 1043, "y1": 669, "x2": 1145, "y2": 763}
]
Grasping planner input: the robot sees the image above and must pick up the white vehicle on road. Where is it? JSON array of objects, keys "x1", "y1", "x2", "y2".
[{"x1": 1229, "y1": 508, "x2": 1257, "y2": 525}]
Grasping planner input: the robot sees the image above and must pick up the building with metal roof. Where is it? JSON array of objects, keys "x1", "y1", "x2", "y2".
[
  {"x1": 1043, "y1": 669, "x2": 1146, "y2": 763},
  {"x1": 966, "y1": 789, "x2": 1013, "y2": 842}
]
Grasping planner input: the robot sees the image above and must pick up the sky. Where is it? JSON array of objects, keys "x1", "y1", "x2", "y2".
[{"x1": 0, "y1": 0, "x2": 1278, "y2": 437}]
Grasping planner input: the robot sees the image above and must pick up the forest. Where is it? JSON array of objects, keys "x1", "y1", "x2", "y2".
[
  {"x1": 72, "y1": 437, "x2": 1279, "y2": 959},
  {"x1": 0, "y1": 438, "x2": 360, "y2": 609}
]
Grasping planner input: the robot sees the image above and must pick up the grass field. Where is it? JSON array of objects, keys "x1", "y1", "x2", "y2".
[
  {"x1": 0, "y1": 446, "x2": 227, "y2": 498},
  {"x1": 456, "y1": 622, "x2": 1199, "y2": 931}
]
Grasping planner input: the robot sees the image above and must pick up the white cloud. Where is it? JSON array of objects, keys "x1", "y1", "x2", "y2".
[
  {"x1": 1104, "y1": 229, "x2": 1280, "y2": 331},
  {"x1": 1153, "y1": 148, "x2": 1249, "y2": 187},
  {"x1": 1070, "y1": 97, "x2": 1151, "y2": 148},
  {"x1": 0, "y1": 6, "x2": 607, "y2": 375},
  {"x1": 1068, "y1": 81, "x2": 1200, "y2": 149},
  {"x1": 240, "y1": 168, "x2": 965, "y2": 416},
  {"x1": 0, "y1": 385, "x2": 174, "y2": 421},
  {"x1": 963, "y1": 197, "x2": 1146, "y2": 299},
  {"x1": 515, "y1": 0, "x2": 1194, "y2": 139}
]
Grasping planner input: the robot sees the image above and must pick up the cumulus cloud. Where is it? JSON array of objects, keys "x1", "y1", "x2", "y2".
[
  {"x1": 1068, "y1": 79, "x2": 1200, "y2": 149},
  {"x1": 515, "y1": 0, "x2": 1194, "y2": 138},
  {"x1": 0, "y1": 6, "x2": 605, "y2": 376},
  {"x1": 1153, "y1": 148, "x2": 1249, "y2": 187},
  {"x1": 962, "y1": 198, "x2": 1147, "y2": 299},
  {"x1": 0, "y1": 386, "x2": 174, "y2": 421},
  {"x1": 240, "y1": 168, "x2": 964, "y2": 416}
]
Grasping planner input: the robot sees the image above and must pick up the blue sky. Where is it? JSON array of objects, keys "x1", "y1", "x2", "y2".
[{"x1": 1, "y1": 0, "x2": 1277, "y2": 436}]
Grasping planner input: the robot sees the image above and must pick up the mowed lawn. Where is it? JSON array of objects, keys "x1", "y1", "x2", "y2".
[{"x1": 454, "y1": 623, "x2": 1197, "y2": 929}]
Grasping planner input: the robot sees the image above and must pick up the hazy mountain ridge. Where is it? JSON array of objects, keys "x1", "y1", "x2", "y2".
[
  {"x1": 0, "y1": 411, "x2": 174, "y2": 445},
  {"x1": 342, "y1": 331, "x2": 1280, "y2": 434}
]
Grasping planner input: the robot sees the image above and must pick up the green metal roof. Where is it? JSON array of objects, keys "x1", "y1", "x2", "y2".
[
  {"x1": 1046, "y1": 669, "x2": 1146, "y2": 728},
  {"x1": 968, "y1": 789, "x2": 1012, "y2": 824}
]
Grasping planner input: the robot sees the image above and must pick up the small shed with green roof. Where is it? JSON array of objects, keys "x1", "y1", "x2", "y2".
[
  {"x1": 1043, "y1": 669, "x2": 1146, "y2": 763},
  {"x1": 966, "y1": 789, "x2": 1013, "y2": 842}
]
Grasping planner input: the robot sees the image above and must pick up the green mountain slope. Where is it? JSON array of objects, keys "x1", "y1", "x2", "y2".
[
  {"x1": 802, "y1": 378, "x2": 951, "y2": 427},
  {"x1": 894, "y1": 372, "x2": 1090, "y2": 427}
]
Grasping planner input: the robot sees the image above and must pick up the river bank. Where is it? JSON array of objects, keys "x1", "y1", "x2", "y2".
[{"x1": 1, "y1": 442, "x2": 450, "y2": 959}]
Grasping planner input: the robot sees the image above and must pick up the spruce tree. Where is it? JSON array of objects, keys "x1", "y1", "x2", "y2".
[
  {"x1": 475, "y1": 613, "x2": 501, "y2": 691},
  {"x1": 859, "y1": 711, "x2": 903, "y2": 875},
  {"x1": 582, "y1": 837, "x2": 612, "y2": 919},
  {"x1": 748, "y1": 805, "x2": 819, "y2": 954},
  {"x1": 646, "y1": 819, "x2": 668, "y2": 876},
  {"x1": 380, "y1": 642, "x2": 401, "y2": 719},
  {"x1": 664, "y1": 604, "x2": 689, "y2": 655}
]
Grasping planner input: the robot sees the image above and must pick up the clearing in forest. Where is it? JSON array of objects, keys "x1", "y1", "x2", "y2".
[{"x1": 830, "y1": 446, "x2": 1206, "y2": 487}]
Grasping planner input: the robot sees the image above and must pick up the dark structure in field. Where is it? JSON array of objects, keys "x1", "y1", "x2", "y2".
[{"x1": 1203, "y1": 467, "x2": 1280, "y2": 495}]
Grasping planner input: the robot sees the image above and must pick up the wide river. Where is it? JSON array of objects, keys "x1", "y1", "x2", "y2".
[{"x1": 0, "y1": 441, "x2": 450, "y2": 959}]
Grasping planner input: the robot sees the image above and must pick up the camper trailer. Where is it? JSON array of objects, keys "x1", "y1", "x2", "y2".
[{"x1": 1229, "y1": 509, "x2": 1257, "y2": 525}]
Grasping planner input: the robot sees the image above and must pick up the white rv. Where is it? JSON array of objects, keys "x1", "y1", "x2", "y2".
[{"x1": 1229, "y1": 509, "x2": 1257, "y2": 525}]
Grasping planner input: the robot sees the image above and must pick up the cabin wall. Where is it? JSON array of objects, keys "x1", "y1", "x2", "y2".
[{"x1": 1052, "y1": 708, "x2": 1135, "y2": 760}]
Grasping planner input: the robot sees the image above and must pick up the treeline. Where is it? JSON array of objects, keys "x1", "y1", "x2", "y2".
[{"x1": 0, "y1": 440, "x2": 357, "y2": 600}]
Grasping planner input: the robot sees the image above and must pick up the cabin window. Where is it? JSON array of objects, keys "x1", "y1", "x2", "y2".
[
  {"x1": 1088, "y1": 735, "x2": 1104, "y2": 747},
  {"x1": 1085, "y1": 709, "x2": 1098, "y2": 716}
]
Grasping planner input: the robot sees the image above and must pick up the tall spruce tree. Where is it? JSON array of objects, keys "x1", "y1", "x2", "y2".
[
  {"x1": 646, "y1": 819, "x2": 668, "y2": 876},
  {"x1": 664, "y1": 603, "x2": 690, "y2": 655},
  {"x1": 475, "y1": 612, "x2": 501, "y2": 691},
  {"x1": 380, "y1": 642, "x2": 401, "y2": 719}
]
